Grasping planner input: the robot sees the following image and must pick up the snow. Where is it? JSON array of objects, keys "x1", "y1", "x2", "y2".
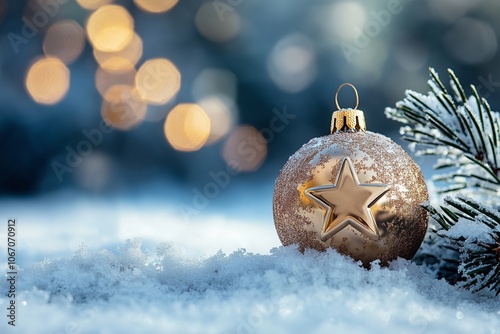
[
  {"x1": 1, "y1": 190, "x2": 500, "y2": 333},
  {"x1": 443, "y1": 217, "x2": 495, "y2": 245}
]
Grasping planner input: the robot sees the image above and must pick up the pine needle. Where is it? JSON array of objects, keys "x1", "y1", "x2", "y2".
[{"x1": 386, "y1": 68, "x2": 500, "y2": 295}]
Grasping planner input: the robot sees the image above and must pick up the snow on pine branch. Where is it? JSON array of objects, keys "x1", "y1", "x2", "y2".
[
  {"x1": 385, "y1": 68, "x2": 500, "y2": 199},
  {"x1": 422, "y1": 195, "x2": 500, "y2": 295},
  {"x1": 386, "y1": 68, "x2": 500, "y2": 295}
]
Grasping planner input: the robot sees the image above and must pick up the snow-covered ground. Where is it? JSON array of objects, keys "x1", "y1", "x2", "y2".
[{"x1": 1, "y1": 186, "x2": 499, "y2": 334}]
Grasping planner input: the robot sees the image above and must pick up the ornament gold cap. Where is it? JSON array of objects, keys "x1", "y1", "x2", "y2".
[{"x1": 331, "y1": 83, "x2": 366, "y2": 134}]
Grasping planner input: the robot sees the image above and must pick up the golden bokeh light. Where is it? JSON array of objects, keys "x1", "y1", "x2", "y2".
[
  {"x1": 134, "y1": 0, "x2": 178, "y2": 13},
  {"x1": 25, "y1": 57, "x2": 70, "y2": 105},
  {"x1": 135, "y1": 58, "x2": 181, "y2": 105},
  {"x1": 164, "y1": 104, "x2": 211, "y2": 151},
  {"x1": 86, "y1": 5, "x2": 134, "y2": 52},
  {"x1": 101, "y1": 85, "x2": 147, "y2": 130},
  {"x1": 94, "y1": 33, "x2": 143, "y2": 73},
  {"x1": 43, "y1": 21, "x2": 85, "y2": 64},
  {"x1": 95, "y1": 67, "x2": 136, "y2": 98},
  {"x1": 222, "y1": 126, "x2": 267, "y2": 172},
  {"x1": 76, "y1": 0, "x2": 112, "y2": 10},
  {"x1": 198, "y1": 96, "x2": 233, "y2": 144},
  {"x1": 195, "y1": 2, "x2": 241, "y2": 43}
]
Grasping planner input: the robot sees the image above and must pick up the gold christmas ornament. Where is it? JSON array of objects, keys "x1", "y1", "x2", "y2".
[{"x1": 273, "y1": 83, "x2": 429, "y2": 265}]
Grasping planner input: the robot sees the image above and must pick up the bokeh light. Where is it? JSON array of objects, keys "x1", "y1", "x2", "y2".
[
  {"x1": 338, "y1": 39, "x2": 388, "y2": 85},
  {"x1": 86, "y1": 5, "x2": 134, "y2": 52},
  {"x1": 76, "y1": 0, "x2": 112, "y2": 10},
  {"x1": 195, "y1": 2, "x2": 241, "y2": 43},
  {"x1": 101, "y1": 85, "x2": 147, "y2": 130},
  {"x1": 222, "y1": 126, "x2": 267, "y2": 172},
  {"x1": 134, "y1": 0, "x2": 178, "y2": 13},
  {"x1": 428, "y1": 0, "x2": 479, "y2": 22},
  {"x1": 9, "y1": 0, "x2": 500, "y2": 200},
  {"x1": 394, "y1": 38, "x2": 429, "y2": 72},
  {"x1": 319, "y1": 2, "x2": 366, "y2": 41},
  {"x1": 192, "y1": 68, "x2": 237, "y2": 101},
  {"x1": 43, "y1": 20, "x2": 85, "y2": 65},
  {"x1": 164, "y1": 104, "x2": 211, "y2": 151},
  {"x1": 444, "y1": 18, "x2": 497, "y2": 65},
  {"x1": 135, "y1": 58, "x2": 181, "y2": 105},
  {"x1": 94, "y1": 33, "x2": 143, "y2": 72},
  {"x1": 267, "y1": 34, "x2": 316, "y2": 93},
  {"x1": 25, "y1": 57, "x2": 70, "y2": 105},
  {"x1": 95, "y1": 67, "x2": 136, "y2": 98},
  {"x1": 198, "y1": 96, "x2": 234, "y2": 144}
]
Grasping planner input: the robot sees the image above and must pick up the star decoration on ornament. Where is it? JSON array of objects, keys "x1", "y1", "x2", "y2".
[{"x1": 305, "y1": 158, "x2": 390, "y2": 241}]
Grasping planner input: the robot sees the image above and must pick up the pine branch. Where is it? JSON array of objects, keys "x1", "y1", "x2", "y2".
[
  {"x1": 385, "y1": 68, "x2": 500, "y2": 198},
  {"x1": 386, "y1": 68, "x2": 500, "y2": 295},
  {"x1": 423, "y1": 195, "x2": 500, "y2": 295}
]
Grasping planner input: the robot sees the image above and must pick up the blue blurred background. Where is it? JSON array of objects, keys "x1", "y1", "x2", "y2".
[{"x1": 1, "y1": 0, "x2": 499, "y2": 196}]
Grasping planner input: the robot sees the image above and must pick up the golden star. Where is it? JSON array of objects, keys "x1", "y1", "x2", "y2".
[{"x1": 305, "y1": 157, "x2": 390, "y2": 241}]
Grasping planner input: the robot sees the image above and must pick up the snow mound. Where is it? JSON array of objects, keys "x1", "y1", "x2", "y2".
[{"x1": 2, "y1": 240, "x2": 500, "y2": 334}]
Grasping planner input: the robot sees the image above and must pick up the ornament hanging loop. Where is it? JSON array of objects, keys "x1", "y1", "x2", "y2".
[
  {"x1": 331, "y1": 83, "x2": 366, "y2": 133},
  {"x1": 335, "y1": 83, "x2": 359, "y2": 110}
]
